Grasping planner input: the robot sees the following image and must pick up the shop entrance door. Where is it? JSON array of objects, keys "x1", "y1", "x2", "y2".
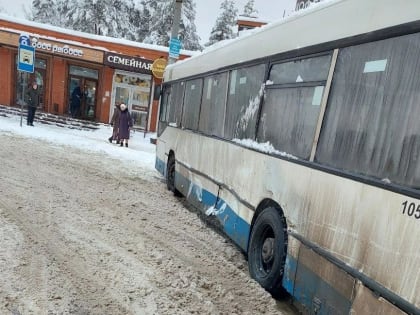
[
  {"x1": 68, "y1": 76, "x2": 98, "y2": 120},
  {"x1": 111, "y1": 72, "x2": 152, "y2": 130}
]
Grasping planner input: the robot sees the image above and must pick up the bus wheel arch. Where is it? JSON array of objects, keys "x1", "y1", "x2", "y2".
[{"x1": 248, "y1": 200, "x2": 288, "y2": 296}]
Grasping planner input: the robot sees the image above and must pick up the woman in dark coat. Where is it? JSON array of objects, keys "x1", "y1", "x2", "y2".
[
  {"x1": 26, "y1": 82, "x2": 40, "y2": 126},
  {"x1": 109, "y1": 103, "x2": 121, "y2": 143},
  {"x1": 118, "y1": 103, "x2": 133, "y2": 147}
]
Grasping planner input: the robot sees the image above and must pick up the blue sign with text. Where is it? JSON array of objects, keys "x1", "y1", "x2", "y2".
[
  {"x1": 18, "y1": 35, "x2": 35, "y2": 73},
  {"x1": 169, "y1": 37, "x2": 182, "y2": 59}
]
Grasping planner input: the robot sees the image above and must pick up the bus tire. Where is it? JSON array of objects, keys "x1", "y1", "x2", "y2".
[
  {"x1": 248, "y1": 207, "x2": 287, "y2": 296},
  {"x1": 166, "y1": 154, "x2": 181, "y2": 196}
]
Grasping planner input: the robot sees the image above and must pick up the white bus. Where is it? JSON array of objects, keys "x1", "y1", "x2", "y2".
[{"x1": 155, "y1": 0, "x2": 420, "y2": 314}]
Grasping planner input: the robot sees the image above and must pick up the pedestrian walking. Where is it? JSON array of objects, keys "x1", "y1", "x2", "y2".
[
  {"x1": 26, "y1": 82, "x2": 40, "y2": 126},
  {"x1": 70, "y1": 85, "x2": 83, "y2": 118},
  {"x1": 118, "y1": 103, "x2": 133, "y2": 147},
  {"x1": 109, "y1": 103, "x2": 121, "y2": 144}
]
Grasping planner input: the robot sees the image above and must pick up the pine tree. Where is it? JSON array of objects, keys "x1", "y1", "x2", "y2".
[
  {"x1": 179, "y1": 0, "x2": 202, "y2": 50},
  {"x1": 67, "y1": 0, "x2": 109, "y2": 35},
  {"x1": 103, "y1": 0, "x2": 135, "y2": 39},
  {"x1": 131, "y1": 0, "x2": 151, "y2": 42},
  {"x1": 145, "y1": 0, "x2": 201, "y2": 50},
  {"x1": 241, "y1": 0, "x2": 258, "y2": 17},
  {"x1": 31, "y1": 0, "x2": 63, "y2": 25},
  {"x1": 143, "y1": 0, "x2": 173, "y2": 46},
  {"x1": 32, "y1": 0, "x2": 71, "y2": 27},
  {"x1": 205, "y1": 0, "x2": 238, "y2": 47},
  {"x1": 30, "y1": 0, "x2": 202, "y2": 48}
]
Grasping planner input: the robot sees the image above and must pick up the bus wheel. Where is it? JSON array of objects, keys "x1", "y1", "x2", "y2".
[
  {"x1": 166, "y1": 154, "x2": 176, "y2": 192},
  {"x1": 248, "y1": 207, "x2": 287, "y2": 295},
  {"x1": 166, "y1": 154, "x2": 181, "y2": 196}
]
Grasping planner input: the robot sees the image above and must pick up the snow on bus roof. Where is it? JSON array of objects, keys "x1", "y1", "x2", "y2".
[{"x1": 165, "y1": 0, "x2": 420, "y2": 81}]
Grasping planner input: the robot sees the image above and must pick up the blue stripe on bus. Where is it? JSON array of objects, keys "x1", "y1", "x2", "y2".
[
  {"x1": 283, "y1": 254, "x2": 297, "y2": 295},
  {"x1": 293, "y1": 258, "x2": 352, "y2": 314},
  {"x1": 155, "y1": 157, "x2": 251, "y2": 250},
  {"x1": 155, "y1": 158, "x2": 165, "y2": 176},
  {"x1": 284, "y1": 255, "x2": 351, "y2": 314},
  {"x1": 214, "y1": 197, "x2": 251, "y2": 251},
  {"x1": 180, "y1": 174, "x2": 251, "y2": 251},
  {"x1": 155, "y1": 157, "x2": 351, "y2": 314}
]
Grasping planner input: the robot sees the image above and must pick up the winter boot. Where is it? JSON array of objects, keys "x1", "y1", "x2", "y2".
[
  {"x1": 108, "y1": 137, "x2": 112, "y2": 143},
  {"x1": 125, "y1": 143, "x2": 128, "y2": 147},
  {"x1": 120, "y1": 142, "x2": 123, "y2": 147}
]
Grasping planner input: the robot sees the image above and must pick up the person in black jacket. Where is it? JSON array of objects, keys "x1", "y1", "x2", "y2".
[
  {"x1": 70, "y1": 85, "x2": 83, "y2": 118},
  {"x1": 26, "y1": 82, "x2": 40, "y2": 126}
]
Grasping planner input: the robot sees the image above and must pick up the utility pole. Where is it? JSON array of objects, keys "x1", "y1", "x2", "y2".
[{"x1": 168, "y1": 0, "x2": 183, "y2": 64}]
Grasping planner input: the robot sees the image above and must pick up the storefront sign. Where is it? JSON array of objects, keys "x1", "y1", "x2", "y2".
[
  {"x1": 31, "y1": 37, "x2": 84, "y2": 57},
  {"x1": 0, "y1": 30, "x2": 103, "y2": 63},
  {"x1": 151, "y1": 58, "x2": 167, "y2": 79},
  {"x1": 104, "y1": 52, "x2": 153, "y2": 75}
]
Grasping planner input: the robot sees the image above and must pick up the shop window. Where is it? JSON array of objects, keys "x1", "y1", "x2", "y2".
[
  {"x1": 114, "y1": 73, "x2": 150, "y2": 88},
  {"x1": 112, "y1": 71, "x2": 153, "y2": 130},
  {"x1": 69, "y1": 65, "x2": 98, "y2": 80}
]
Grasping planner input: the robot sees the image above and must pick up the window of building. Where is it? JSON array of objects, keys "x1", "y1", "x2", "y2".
[{"x1": 69, "y1": 65, "x2": 98, "y2": 80}]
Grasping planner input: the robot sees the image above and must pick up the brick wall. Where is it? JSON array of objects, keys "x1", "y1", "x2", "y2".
[{"x1": 0, "y1": 47, "x2": 13, "y2": 106}]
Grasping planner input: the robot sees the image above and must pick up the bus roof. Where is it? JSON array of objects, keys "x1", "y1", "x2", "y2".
[{"x1": 164, "y1": 0, "x2": 420, "y2": 82}]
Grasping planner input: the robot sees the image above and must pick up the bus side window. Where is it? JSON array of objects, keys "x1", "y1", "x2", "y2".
[
  {"x1": 257, "y1": 55, "x2": 331, "y2": 159},
  {"x1": 199, "y1": 72, "x2": 228, "y2": 137},
  {"x1": 315, "y1": 31, "x2": 420, "y2": 189},
  {"x1": 159, "y1": 86, "x2": 171, "y2": 122},
  {"x1": 182, "y1": 79, "x2": 203, "y2": 131},
  {"x1": 399, "y1": 135, "x2": 420, "y2": 188},
  {"x1": 224, "y1": 64, "x2": 266, "y2": 140},
  {"x1": 167, "y1": 81, "x2": 185, "y2": 127}
]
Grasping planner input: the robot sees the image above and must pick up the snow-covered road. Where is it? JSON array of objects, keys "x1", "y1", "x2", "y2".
[{"x1": 0, "y1": 114, "x2": 297, "y2": 314}]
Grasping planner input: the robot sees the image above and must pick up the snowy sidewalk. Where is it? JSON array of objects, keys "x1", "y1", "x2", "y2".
[{"x1": 0, "y1": 108, "x2": 157, "y2": 171}]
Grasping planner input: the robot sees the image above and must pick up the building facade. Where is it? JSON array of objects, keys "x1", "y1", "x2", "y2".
[
  {"x1": 237, "y1": 17, "x2": 268, "y2": 35},
  {"x1": 0, "y1": 15, "x2": 194, "y2": 132}
]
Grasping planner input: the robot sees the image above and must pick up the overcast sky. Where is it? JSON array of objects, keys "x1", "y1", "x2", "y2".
[{"x1": 0, "y1": 0, "x2": 296, "y2": 44}]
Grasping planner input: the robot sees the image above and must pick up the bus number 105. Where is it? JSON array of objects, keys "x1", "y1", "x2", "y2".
[{"x1": 401, "y1": 201, "x2": 420, "y2": 219}]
